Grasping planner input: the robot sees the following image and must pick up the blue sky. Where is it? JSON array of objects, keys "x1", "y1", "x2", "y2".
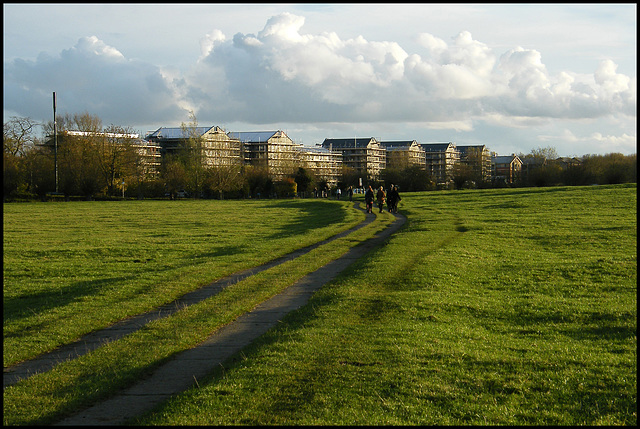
[{"x1": 3, "y1": 3, "x2": 636, "y2": 156}]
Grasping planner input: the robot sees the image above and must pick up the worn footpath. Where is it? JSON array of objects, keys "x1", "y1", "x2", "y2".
[{"x1": 4, "y1": 202, "x2": 406, "y2": 425}]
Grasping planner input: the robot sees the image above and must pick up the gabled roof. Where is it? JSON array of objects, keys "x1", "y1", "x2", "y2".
[
  {"x1": 556, "y1": 156, "x2": 582, "y2": 164},
  {"x1": 227, "y1": 131, "x2": 280, "y2": 143},
  {"x1": 147, "y1": 126, "x2": 218, "y2": 139},
  {"x1": 493, "y1": 155, "x2": 522, "y2": 164},
  {"x1": 457, "y1": 145, "x2": 487, "y2": 154},
  {"x1": 321, "y1": 137, "x2": 377, "y2": 149},
  {"x1": 418, "y1": 142, "x2": 456, "y2": 152},
  {"x1": 379, "y1": 140, "x2": 420, "y2": 150}
]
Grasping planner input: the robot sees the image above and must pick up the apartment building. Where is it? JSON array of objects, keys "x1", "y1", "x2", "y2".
[
  {"x1": 457, "y1": 144, "x2": 492, "y2": 183},
  {"x1": 131, "y1": 138, "x2": 162, "y2": 177},
  {"x1": 321, "y1": 137, "x2": 386, "y2": 180},
  {"x1": 146, "y1": 126, "x2": 242, "y2": 168},
  {"x1": 227, "y1": 130, "x2": 301, "y2": 181},
  {"x1": 418, "y1": 142, "x2": 460, "y2": 185},
  {"x1": 379, "y1": 140, "x2": 426, "y2": 170},
  {"x1": 44, "y1": 130, "x2": 162, "y2": 178},
  {"x1": 295, "y1": 145, "x2": 343, "y2": 186}
]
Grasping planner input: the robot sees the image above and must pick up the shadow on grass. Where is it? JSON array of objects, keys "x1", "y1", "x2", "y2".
[
  {"x1": 3, "y1": 276, "x2": 133, "y2": 330},
  {"x1": 265, "y1": 200, "x2": 350, "y2": 239},
  {"x1": 4, "y1": 245, "x2": 248, "y2": 329}
]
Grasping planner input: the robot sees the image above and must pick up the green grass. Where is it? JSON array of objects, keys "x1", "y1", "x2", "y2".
[
  {"x1": 131, "y1": 185, "x2": 635, "y2": 426},
  {"x1": 3, "y1": 185, "x2": 636, "y2": 425},
  {"x1": 3, "y1": 199, "x2": 394, "y2": 425},
  {"x1": 3, "y1": 199, "x2": 362, "y2": 366}
]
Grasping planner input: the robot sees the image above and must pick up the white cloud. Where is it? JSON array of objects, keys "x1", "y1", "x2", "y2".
[
  {"x1": 189, "y1": 17, "x2": 635, "y2": 128},
  {"x1": 74, "y1": 36, "x2": 125, "y2": 60},
  {"x1": 537, "y1": 127, "x2": 636, "y2": 155},
  {"x1": 3, "y1": 36, "x2": 187, "y2": 129},
  {"x1": 2, "y1": 9, "x2": 636, "y2": 156},
  {"x1": 199, "y1": 29, "x2": 226, "y2": 60}
]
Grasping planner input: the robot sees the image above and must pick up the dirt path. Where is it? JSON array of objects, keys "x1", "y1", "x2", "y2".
[{"x1": 5, "y1": 203, "x2": 406, "y2": 425}]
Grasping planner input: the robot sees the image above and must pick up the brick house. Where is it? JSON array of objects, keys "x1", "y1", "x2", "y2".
[{"x1": 492, "y1": 154, "x2": 523, "y2": 184}]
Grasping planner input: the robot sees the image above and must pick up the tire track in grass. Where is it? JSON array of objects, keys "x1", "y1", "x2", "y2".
[
  {"x1": 3, "y1": 203, "x2": 376, "y2": 389},
  {"x1": 53, "y1": 208, "x2": 405, "y2": 426}
]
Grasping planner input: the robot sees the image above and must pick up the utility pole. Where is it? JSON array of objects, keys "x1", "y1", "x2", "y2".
[{"x1": 53, "y1": 92, "x2": 58, "y2": 193}]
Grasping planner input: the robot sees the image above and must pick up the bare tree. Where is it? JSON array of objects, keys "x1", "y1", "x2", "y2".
[{"x1": 4, "y1": 116, "x2": 39, "y2": 157}]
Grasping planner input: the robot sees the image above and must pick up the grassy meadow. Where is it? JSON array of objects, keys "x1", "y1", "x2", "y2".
[
  {"x1": 3, "y1": 185, "x2": 637, "y2": 425},
  {"x1": 3, "y1": 198, "x2": 364, "y2": 366}
]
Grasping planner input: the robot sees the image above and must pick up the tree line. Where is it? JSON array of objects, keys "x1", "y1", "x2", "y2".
[{"x1": 3, "y1": 114, "x2": 637, "y2": 202}]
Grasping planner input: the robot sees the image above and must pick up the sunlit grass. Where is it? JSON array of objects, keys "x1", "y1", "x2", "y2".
[
  {"x1": 3, "y1": 201, "x2": 393, "y2": 425},
  {"x1": 3, "y1": 186, "x2": 635, "y2": 425},
  {"x1": 3, "y1": 198, "x2": 362, "y2": 366},
  {"x1": 133, "y1": 185, "x2": 636, "y2": 426}
]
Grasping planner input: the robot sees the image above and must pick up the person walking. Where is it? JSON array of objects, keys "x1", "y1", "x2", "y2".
[
  {"x1": 364, "y1": 185, "x2": 374, "y2": 213},
  {"x1": 388, "y1": 185, "x2": 401, "y2": 213},
  {"x1": 395, "y1": 186, "x2": 401, "y2": 213},
  {"x1": 387, "y1": 185, "x2": 397, "y2": 213},
  {"x1": 376, "y1": 186, "x2": 386, "y2": 213},
  {"x1": 336, "y1": 187, "x2": 342, "y2": 199},
  {"x1": 348, "y1": 186, "x2": 353, "y2": 202}
]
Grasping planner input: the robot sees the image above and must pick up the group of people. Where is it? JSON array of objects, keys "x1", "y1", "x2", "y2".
[{"x1": 364, "y1": 184, "x2": 401, "y2": 214}]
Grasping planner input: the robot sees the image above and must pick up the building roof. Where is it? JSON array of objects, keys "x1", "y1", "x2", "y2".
[
  {"x1": 457, "y1": 145, "x2": 487, "y2": 154},
  {"x1": 379, "y1": 140, "x2": 419, "y2": 150},
  {"x1": 321, "y1": 137, "x2": 377, "y2": 149},
  {"x1": 297, "y1": 146, "x2": 336, "y2": 154},
  {"x1": 418, "y1": 142, "x2": 456, "y2": 152},
  {"x1": 146, "y1": 126, "x2": 218, "y2": 139},
  {"x1": 493, "y1": 155, "x2": 522, "y2": 164},
  {"x1": 227, "y1": 131, "x2": 286, "y2": 143},
  {"x1": 63, "y1": 130, "x2": 140, "y2": 139}
]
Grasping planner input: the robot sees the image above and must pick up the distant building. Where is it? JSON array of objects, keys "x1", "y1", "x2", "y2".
[
  {"x1": 418, "y1": 142, "x2": 460, "y2": 185},
  {"x1": 321, "y1": 137, "x2": 386, "y2": 180},
  {"x1": 44, "y1": 130, "x2": 161, "y2": 178},
  {"x1": 555, "y1": 156, "x2": 583, "y2": 168},
  {"x1": 146, "y1": 126, "x2": 242, "y2": 168},
  {"x1": 296, "y1": 145, "x2": 343, "y2": 187},
  {"x1": 457, "y1": 144, "x2": 492, "y2": 183},
  {"x1": 132, "y1": 138, "x2": 162, "y2": 177},
  {"x1": 379, "y1": 140, "x2": 426, "y2": 170},
  {"x1": 227, "y1": 130, "x2": 300, "y2": 181},
  {"x1": 492, "y1": 154, "x2": 523, "y2": 184}
]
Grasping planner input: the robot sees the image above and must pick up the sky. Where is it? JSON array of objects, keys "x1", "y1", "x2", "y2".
[{"x1": 3, "y1": 3, "x2": 637, "y2": 157}]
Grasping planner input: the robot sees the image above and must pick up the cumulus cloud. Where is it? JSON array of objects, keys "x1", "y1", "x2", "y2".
[
  {"x1": 188, "y1": 13, "x2": 635, "y2": 127},
  {"x1": 3, "y1": 35, "x2": 185, "y2": 128},
  {"x1": 199, "y1": 29, "x2": 226, "y2": 60},
  {"x1": 2, "y1": 11, "x2": 636, "y2": 148}
]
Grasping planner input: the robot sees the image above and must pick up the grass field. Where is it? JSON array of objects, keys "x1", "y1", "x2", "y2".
[
  {"x1": 3, "y1": 185, "x2": 637, "y2": 425},
  {"x1": 2, "y1": 198, "x2": 364, "y2": 366}
]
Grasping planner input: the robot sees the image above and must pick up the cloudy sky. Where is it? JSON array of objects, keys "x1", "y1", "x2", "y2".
[{"x1": 3, "y1": 3, "x2": 636, "y2": 156}]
